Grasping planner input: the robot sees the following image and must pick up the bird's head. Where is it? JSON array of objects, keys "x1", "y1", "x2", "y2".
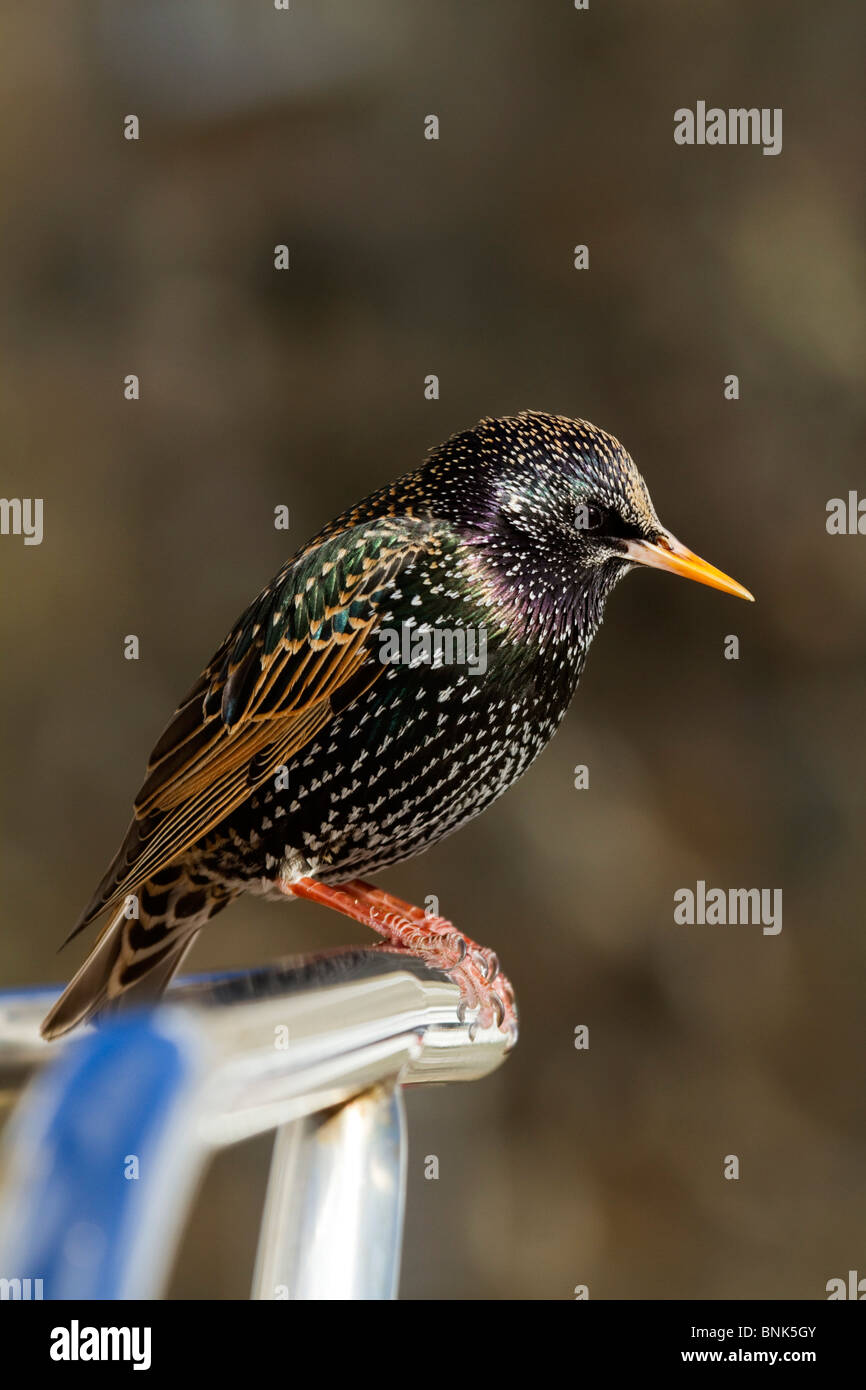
[{"x1": 465, "y1": 412, "x2": 753, "y2": 623}]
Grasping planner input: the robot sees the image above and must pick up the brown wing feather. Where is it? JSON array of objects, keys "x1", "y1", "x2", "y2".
[{"x1": 68, "y1": 518, "x2": 438, "y2": 938}]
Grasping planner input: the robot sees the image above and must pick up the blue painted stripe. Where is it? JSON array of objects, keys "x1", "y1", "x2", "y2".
[{"x1": 2, "y1": 1015, "x2": 200, "y2": 1299}]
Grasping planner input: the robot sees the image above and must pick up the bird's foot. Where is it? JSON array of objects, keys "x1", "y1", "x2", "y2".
[{"x1": 286, "y1": 876, "x2": 518, "y2": 1048}]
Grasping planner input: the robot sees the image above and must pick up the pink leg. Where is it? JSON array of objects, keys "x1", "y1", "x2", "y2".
[{"x1": 284, "y1": 876, "x2": 517, "y2": 1046}]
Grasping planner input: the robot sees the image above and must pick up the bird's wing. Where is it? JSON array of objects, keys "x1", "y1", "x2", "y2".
[{"x1": 70, "y1": 515, "x2": 442, "y2": 936}]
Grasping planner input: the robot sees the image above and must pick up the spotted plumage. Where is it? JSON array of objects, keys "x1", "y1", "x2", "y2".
[{"x1": 42, "y1": 412, "x2": 752, "y2": 1040}]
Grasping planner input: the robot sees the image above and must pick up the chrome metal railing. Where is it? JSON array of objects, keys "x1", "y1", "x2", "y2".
[{"x1": 0, "y1": 948, "x2": 511, "y2": 1300}]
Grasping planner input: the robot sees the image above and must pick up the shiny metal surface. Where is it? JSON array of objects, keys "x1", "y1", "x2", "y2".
[
  {"x1": 252, "y1": 1084, "x2": 406, "y2": 1300},
  {"x1": 0, "y1": 947, "x2": 513, "y2": 1298}
]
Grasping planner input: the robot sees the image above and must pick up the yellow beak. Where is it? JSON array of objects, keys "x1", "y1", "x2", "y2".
[{"x1": 623, "y1": 533, "x2": 754, "y2": 602}]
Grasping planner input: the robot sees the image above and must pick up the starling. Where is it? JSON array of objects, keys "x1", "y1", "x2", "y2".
[{"x1": 42, "y1": 412, "x2": 753, "y2": 1043}]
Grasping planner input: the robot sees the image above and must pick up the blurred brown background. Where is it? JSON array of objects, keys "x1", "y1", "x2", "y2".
[{"x1": 1, "y1": 0, "x2": 864, "y2": 1299}]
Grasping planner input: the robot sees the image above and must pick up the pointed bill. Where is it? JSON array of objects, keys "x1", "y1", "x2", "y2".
[{"x1": 623, "y1": 532, "x2": 754, "y2": 602}]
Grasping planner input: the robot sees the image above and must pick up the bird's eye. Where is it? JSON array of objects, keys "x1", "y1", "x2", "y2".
[{"x1": 575, "y1": 503, "x2": 605, "y2": 532}]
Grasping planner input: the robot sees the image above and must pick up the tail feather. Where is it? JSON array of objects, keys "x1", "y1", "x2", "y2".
[{"x1": 41, "y1": 865, "x2": 234, "y2": 1040}]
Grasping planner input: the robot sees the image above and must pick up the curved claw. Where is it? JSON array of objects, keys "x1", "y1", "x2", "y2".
[
  {"x1": 470, "y1": 949, "x2": 490, "y2": 978},
  {"x1": 448, "y1": 934, "x2": 468, "y2": 966}
]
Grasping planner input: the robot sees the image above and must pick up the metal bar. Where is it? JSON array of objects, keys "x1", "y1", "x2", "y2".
[
  {"x1": 0, "y1": 1013, "x2": 209, "y2": 1300},
  {"x1": 0, "y1": 947, "x2": 512, "y2": 1300},
  {"x1": 251, "y1": 1083, "x2": 406, "y2": 1301}
]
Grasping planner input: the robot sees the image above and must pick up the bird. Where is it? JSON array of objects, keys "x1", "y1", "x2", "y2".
[{"x1": 41, "y1": 412, "x2": 753, "y2": 1043}]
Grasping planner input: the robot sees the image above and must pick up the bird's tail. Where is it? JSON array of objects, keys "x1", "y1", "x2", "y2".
[{"x1": 40, "y1": 865, "x2": 235, "y2": 1041}]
